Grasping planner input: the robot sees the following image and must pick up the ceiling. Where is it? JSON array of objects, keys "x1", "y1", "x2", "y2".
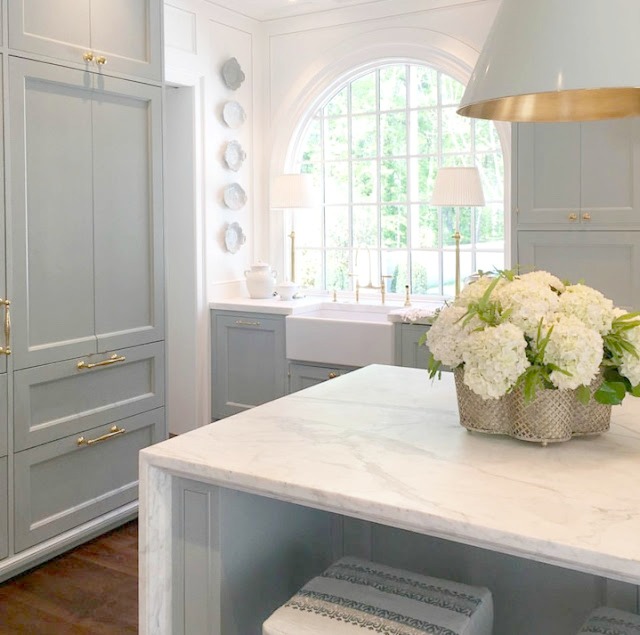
[{"x1": 209, "y1": 0, "x2": 387, "y2": 21}]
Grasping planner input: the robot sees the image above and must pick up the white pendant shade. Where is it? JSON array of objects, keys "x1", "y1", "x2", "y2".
[
  {"x1": 458, "y1": 0, "x2": 640, "y2": 122},
  {"x1": 430, "y1": 167, "x2": 485, "y2": 207},
  {"x1": 271, "y1": 173, "x2": 318, "y2": 209}
]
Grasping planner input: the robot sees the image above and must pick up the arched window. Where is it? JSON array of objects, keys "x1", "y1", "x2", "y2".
[{"x1": 291, "y1": 62, "x2": 505, "y2": 298}]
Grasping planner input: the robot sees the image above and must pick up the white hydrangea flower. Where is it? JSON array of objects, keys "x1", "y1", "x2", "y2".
[
  {"x1": 543, "y1": 315, "x2": 603, "y2": 390},
  {"x1": 619, "y1": 323, "x2": 640, "y2": 386},
  {"x1": 454, "y1": 275, "x2": 504, "y2": 308},
  {"x1": 558, "y1": 284, "x2": 615, "y2": 335},
  {"x1": 518, "y1": 270, "x2": 565, "y2": 292},
  {"x1": 461, "y1": 323, "x2": 529, "y2": 399},
  {"x1": 425, "y1": 305, "x2": 478, "y2": 367},
  {"x1": 495, "y1": 279, "x2": 559, "y2": 338}
]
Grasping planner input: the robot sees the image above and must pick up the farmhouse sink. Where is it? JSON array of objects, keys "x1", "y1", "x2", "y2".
[{"x1": 285, "y1": 304, "x2": 394, "y2": 367}]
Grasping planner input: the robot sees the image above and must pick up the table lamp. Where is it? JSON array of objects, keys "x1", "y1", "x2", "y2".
[
  {"x1": 430, "y1": 166, "x2": 485, "y2": 298},
  {"x1": 270, "y1": 173, "x2": 318, "y2": 283}
]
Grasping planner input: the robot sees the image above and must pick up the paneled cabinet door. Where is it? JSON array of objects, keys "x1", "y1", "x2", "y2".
[
  {"x1": 9, "y1": 58, "x2": 164, "y2": 370},
  {"x1": 288, "y1": 362, "x2": 353, "y2": 394},
  {"x1": 0, "y1": 375, "x2": 7, "y2": 457},
  {"x1": 8, "y1": 0, "x2": 162, "y2": 81},
  {"x1": 211, "y1": 312, "x2": 287, "y2": 420},
  {"x1": 516, "y1": 120, "x2": 640, "y2": 227},
  {"x1": 395, "y1": 323, "x2": 431, "y2": 370},
  {"x1": 517, "y1": 231, "x2": 640, "y2": 311},
  {"x1": 0, "y1": 57, "x2": 5, "y2": 376}
]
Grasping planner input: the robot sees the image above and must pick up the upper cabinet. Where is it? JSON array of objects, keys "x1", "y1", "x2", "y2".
[
  {"x1": 0, "y1": 60, "x2": 6, "y2": 377},
  {"x1": 9, "y1": 58, "x2": 164, "y2": 370},
  {"x1": 8, "y1": 0, "x2": 162, "y2": 82},
  {"x1": 515, "y1": 119, "x2": 640, "y2": 227}
]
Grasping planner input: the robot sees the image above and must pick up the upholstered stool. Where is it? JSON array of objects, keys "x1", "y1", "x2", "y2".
[
  {"x1": 578, "y1": 607, "x2": 640, "y2": 634},
  {"x1": 263, "y1": 557, "x2": 493, "y2": 635}
]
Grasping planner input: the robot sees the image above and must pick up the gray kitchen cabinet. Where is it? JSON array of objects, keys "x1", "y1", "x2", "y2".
[
  {"x1": 394, "y1": 323, "x2": 431, "y2": 370},
  {"x1": 0, "y1": 58, "x2": 6, "y2": 376},
  {"x1": 14, "y1": 408, "x2": 164, "y2": 552},
  {"x1": 0, "y1": 376, "x2": 6, "y2": 458},
  {"x1": 9, "y1": 57, "x2": 164, "y2": 370},
  {"x1": 288, "y1": 362, "x2": 355, "y2": 393},
  {"x1": 13, "y1": 342, "x2": 164, "y2": 451},
  {"x1": 517, "y1": 231, "x2": 640, "y2": 310},
  {"x1": 0, "y1": 459, "x2": 6, "y2": 561},
  {"x1": 8, "y1": 0, "x2": 162, "y2": 81},
  {"x1": 515, "y1": 120, "x2": 640, "y2": 228},
  {"x1": 211, "y1": 311, "x2": 287, "y2": 420}
]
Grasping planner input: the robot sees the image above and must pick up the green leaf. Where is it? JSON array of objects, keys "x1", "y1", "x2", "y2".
[
  {"x1": 575, "y1": 384, "x2": 591, "y2": 405},
  {"x1": 631, "y1": 384, "x2": 640, "y2": 398},
  {"x1": 594, "y1": 381, "x2": 626, "y2": 405}
]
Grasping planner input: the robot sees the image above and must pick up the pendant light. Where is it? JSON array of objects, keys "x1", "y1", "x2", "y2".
[{"x1": 457, "y1": 0, "x2": 640, "y2": 122}]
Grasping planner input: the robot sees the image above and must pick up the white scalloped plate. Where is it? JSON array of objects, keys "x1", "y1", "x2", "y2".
[
  {"x1": 221, "y1": 57, "x2": 245, "y2": 90},
  {"x1": 223, "y1": 183, "x2": 247, "y2": 210},
  {"x1": 223, "y1": 140, "x2": 246, "y2": 172},
  {"x1": 224, "y1": 222, "x2": 246, "y2": 253},
  {"x1": 222, "y1": 101, "x2": 246, "y2": 129}
]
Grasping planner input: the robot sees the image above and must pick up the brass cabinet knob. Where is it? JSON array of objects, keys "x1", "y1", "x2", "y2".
[
  {"x1": 568, "y1": 212, "x2": 578, "y2": 221},
  {"x1": 582, "y1": 212, "x2": 592, "y2": 221},
  {"x1": 327, "y1": 372, "x2": 338, "y2": 379},
  {"x1": 83, "y1": 52, "x2": 94, "y2": 62},
  {"x1": 96, "y1": 56, "x2": 107, "y2": 65}
]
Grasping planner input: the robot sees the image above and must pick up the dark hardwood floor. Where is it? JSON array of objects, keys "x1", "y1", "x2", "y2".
[{"x1": 0, "y1": 520, "x2": 138, "y2": 634}]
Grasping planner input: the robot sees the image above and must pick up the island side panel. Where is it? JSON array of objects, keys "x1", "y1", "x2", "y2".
[{"x1": 170, "y1": 478, "x2": 337, "y2": 635}]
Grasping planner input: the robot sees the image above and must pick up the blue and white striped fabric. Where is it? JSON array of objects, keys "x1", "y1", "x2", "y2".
[
  {"x1": 263, "y1": 557, "x2": 493, "y2": 635},
  {"x1": 578, "y1": 607, "x2": 640, "y2": 634}
]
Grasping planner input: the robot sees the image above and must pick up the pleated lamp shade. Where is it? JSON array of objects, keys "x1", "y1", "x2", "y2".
[
  {"x1": 270, "y1": 174, "x2": 318, "y2": 209},
  {"x1": 458, "y1": 0, "x2": 640, "y2": 122},
  {"x1": 430, "y1": 167, "x2": 485, "y2": 207}
]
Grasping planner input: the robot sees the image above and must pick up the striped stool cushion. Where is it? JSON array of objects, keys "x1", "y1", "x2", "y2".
[
  {"x1": 578, "y1": 607, "x2": 640, "y2": 634},
  {"x1": 263, "y1": 557, "x2": 493, "y2": 635}
]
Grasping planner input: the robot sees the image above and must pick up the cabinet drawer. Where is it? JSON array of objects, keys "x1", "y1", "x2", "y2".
[
  {"x1": 0, "y1": 457, "x2": 6, "y2": 560},
  {"x1": 0, "y1": 375, "x2": 6, "y2": 457},
  {"x1": 288, "y1": 362, "x2": 355, "y2": 393},
  {"x1": 398, "y1": 323, "x2": 431, "y2": 370},
  {"x1": 14, "y1": 408, "x2": 164, "y2": 552},
  {"x1": 14, "y1": 342, "x2": 164, "y2": 451}
]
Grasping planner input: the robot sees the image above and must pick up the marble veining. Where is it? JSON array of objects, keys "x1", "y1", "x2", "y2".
[{"x1": 141, "y1": 365, "x2": 640, "y2": 587}]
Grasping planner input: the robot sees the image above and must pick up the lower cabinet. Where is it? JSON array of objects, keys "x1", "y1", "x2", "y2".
[
  {"x1": 0, "y1": 457, "x2": 6, "y2": 560},
  {"x1": 211, "y1": 311, "x2": 287, "y2": 419},
  {"x1": 14, "y1": 408, "x2": 164, "y2": 552},
  {"x1": 288, "y1": 362, "x2": 355, "y2": 393},
  {"x1": 0, "y1": 374, "x2": 6, "y2": 457},
  {"x1": 394, "y1": 323, "x2": 432, "y2": 369}
]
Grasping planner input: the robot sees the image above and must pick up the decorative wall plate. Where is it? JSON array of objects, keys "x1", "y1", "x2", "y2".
[
  {"x1": 224, "y1": 222, "x2": 246, "y2": 253},
  {"x1": 221, "y1": 57, "x2": 245, "y2": 90},
  {"x1": 222, "y1": 101, "x2": 246, "y2": 129},
  {"x1": 223, "y1": 140, "x2": 246, "y2": 172},
  {"x1": 223, "y1": 183, "x2": 247, "y2": 210}
]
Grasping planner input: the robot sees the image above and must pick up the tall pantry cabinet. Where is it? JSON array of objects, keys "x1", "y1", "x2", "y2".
[{"x1": 0, "y1": 0, "x2": 165, "y2": 578}]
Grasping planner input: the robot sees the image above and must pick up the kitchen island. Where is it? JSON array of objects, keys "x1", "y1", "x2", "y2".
[{"x1": 140, "y1": 365, "x2": 640, "y2": 635}]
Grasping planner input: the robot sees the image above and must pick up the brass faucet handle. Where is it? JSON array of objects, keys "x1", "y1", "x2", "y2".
[
  {"x1": 404, "y1": 284, "x2": 412, "y2": 307},
  {"x1": 380, "y1": 275, "x2": 392, "y2": 305}
]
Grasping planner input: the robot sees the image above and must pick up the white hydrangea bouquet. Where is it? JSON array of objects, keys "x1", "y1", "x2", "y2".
[{"x1": 426, "y1": 270, "x2": 640, "y2": 406}]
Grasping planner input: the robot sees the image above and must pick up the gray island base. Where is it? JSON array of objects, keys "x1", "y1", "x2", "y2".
[{"x1": 139, "y1": 365, "x2": 640, "y2": 635}]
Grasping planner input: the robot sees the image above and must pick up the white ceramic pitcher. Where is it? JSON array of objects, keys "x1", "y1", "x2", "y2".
[{"x1": 244, "y1": 261, "x2": 277, "y2": 298}]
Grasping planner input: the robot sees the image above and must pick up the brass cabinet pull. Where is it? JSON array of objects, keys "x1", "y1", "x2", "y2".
[
  {"x1": 582, "y1": 212, "x2": 592, "y2": 221},
  {"x1": 568, "y1": 212, "x2": 578, "y2": 221},
  {"x1": 95, "y1": 56, "x2": 107, "y2": 65},
  {"x1": 77, "y1": 353, "x2": 126, "y2": 370},
  {"x1": 0, "y1": 299, "x2": 10, "y2": 356},
  {"x1": 234, "y1": 320, "x2": 261, "y2": 327},
  {"x1": 83, "y1": 52, "x2": 94, "y2": 62},
  {"x1": 77, "y1": 425, "x2": 126, "y2": 446},
  {"x1": 327, "y1": 372, "x2": 338, "y2": 379}
]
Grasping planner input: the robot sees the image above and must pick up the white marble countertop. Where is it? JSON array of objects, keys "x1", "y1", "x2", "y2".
[
  {"x1": 209, "y1": 296, "x2": 443, "y2": 321},
  {"x1": 140, "y1": 364, "x2": 640, "y2": 584}
]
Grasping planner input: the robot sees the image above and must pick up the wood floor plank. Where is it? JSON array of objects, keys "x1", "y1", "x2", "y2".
[{"x1": 0, "y1": 521, "x2": 138, "y2": 634}]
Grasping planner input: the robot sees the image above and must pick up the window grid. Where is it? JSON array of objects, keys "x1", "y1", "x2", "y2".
[{"x1": 295, "y1": 63, "x2": 504, "y2": 298}]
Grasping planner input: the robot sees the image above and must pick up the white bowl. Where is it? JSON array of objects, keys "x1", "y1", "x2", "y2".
[{"x1": 276, "y1": 282, "x2": 298, "y2": 300}]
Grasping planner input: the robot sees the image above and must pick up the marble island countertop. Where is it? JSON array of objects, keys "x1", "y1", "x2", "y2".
[{"x1": 141, "y1": 364, "x2": 640, "y2": 585}]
